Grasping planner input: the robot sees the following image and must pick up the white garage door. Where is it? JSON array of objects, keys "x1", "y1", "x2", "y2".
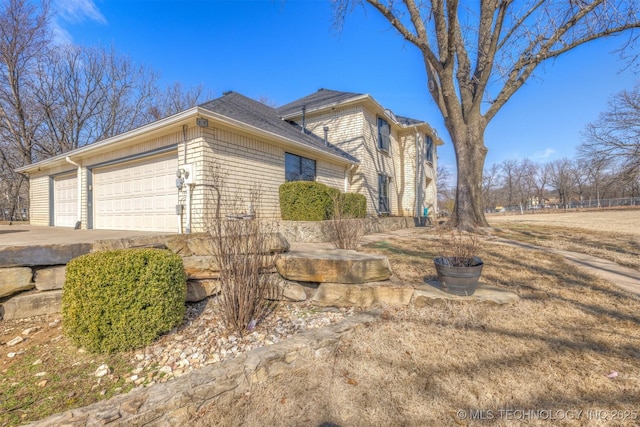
[
  {"x1": 93, "y1": 152, "x2": 178, "y2": 232},
  {"x1": 54, "y1": 173, "x2": 78, "y2": 227}
]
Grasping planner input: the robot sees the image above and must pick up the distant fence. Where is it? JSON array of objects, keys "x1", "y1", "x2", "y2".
[{"x1": 494, "y1": 197, "x2": 640, "y2": 214}]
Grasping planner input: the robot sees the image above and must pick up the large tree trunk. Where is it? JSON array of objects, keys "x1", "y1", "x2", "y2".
[{"x1": 447, "y1": 120, "x2": 490, "y2": 230}]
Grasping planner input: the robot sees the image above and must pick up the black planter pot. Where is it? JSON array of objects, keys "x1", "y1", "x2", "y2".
[{"x1": 433, "y1": 256, "x2": 484, "y2": 296}]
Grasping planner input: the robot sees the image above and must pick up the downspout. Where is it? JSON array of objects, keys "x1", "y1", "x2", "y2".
[
  {"x1": 65, "y1": 156, "x2": 82, "y2": 229},
  {"x1": 182, "y1": 125, "x2": 188, "y2": 234},
  {"x1": 344, "y1": 164, "x2": 356, "y2": 193}
]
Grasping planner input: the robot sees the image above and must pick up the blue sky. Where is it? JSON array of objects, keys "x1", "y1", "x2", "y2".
[{"x1": 51, "y1": 0, "x2": 639, "y2": 174}]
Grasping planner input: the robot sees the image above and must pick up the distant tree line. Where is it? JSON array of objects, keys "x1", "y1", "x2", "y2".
[
  {"x1": 438, "y1": 83, "x2": 640, "y2": 214},
  {"x1": 0, "y1": 0, "x2": 210, "y2": 220}
]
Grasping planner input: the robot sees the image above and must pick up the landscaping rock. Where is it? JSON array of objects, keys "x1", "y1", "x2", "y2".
[
  {"x1": 186, "y1": 279, "x2": 220, "y2": 302},
  {"x1": 0, "y1": 266, "x2": 33, "y2": 298},
  {"x1": 312, "y1": 281, "x2": 413, "y2": 308},
  {"x1": 268, "y1": 274, "x2": 308, "y2": 302},
  {"x1": 282, "y1": 281, "x2": 307, "y2": 302},
  {"x1": 93, "y1": 234, "x2": 190, "y2": 255},
  {"x1": 412, "y1": 282, "x2": 520, "y2": 306},
  {"x1": 0, "y1": 244, "x2": 91, "y2": 267},
  {"x1": 276, "y1": 248, "x2": 392, "y2": 284},
  {"x1": 33, "y1": 266, "x2": 66, "y2": 291},
  {"x1": 1, "y1": 290, "x2": 63, "y2": 320},
  {"x1": 186, "y1": 233, "x2": 290, "y2": 256},
  {"x1": 182, "y1": 256, "x2": 220, "y2": 279}
]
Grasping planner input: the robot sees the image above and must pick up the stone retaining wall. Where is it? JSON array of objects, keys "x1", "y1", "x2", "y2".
[
  {"x1": 25, "y1": 312, "x2": 380, "y2": 427},
  {"x1": 276, "y1": 216, "x2": 425, "y2": 243},
  {"x1": 0, "y1": 217, "x2": 422, "y2": 320}
]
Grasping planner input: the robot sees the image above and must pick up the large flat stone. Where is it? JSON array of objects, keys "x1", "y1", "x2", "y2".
[
  {"x1": 182, "y1": 256, "x2": 220, "y2": 279},
  {"x1": 93, "y1": 234, "x2": 190, "y2": 255},
  {"x1": 186, "y1": 279, "x2": 220, "y2": 302},
  {"x1": 0, "y1": 267, "x2": 33, "y2": 298},
  {"x1": 1, "y1": 290, "x2": 62, "y2": 320},
  {"x1": 0, "y1": 244, "x2": 92, "y2": 268},
  {"x1": 276, "y1": 249, "x2": 392, "y2": 284},
  {"x1": 93, "y1": 232, "x2": 290, "y2": 257},
  {"x1": 312, "y1": 281, "x2": 413, "y2": 308},
  {"x1": 413, "y1": 282, "x2": 520, "y2": 306},
  {"x1": 33, "y1": 266, "x2": 66, "y2": 291},
  {"x1": 186, "y1": 233, "x2": 290, "y2": 256}
]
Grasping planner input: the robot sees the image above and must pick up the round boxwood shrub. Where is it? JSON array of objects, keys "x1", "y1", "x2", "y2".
[{"x1": 62, "y1": 248, "x2": 187, "y2": 354}]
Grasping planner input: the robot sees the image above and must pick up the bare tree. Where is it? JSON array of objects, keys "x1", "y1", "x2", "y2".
[
  {"x1": 549, "y1": 158, "x2": 575, "y2": 208},
  {"x1": 482, "y1": 163, "x2": 500, "y2": 212},
  {"x1": 499, "y1": 159, "x2": 520, "y2": 210},
  {"x1": 437, "y1": 164, "x2": 454, "y2": 213},
  {"x1": 516, "y1": 159, "x2": 538, "y2": 211},
  {"x1": 90, "y1": 46, "x2": 159, "y2": 140},
  {"x1": 534, "y1": 162, "x2": 552, "y2": 208},
  {"x1": 570, "y1": 159, "x2": 590, "y2": 205},
  {"x1": 581, "y1": 84, "x2": 640, "y2": 178},
  {"x1": 333, "y1": 0, "x2": 640, "y2": 229},
  {"x1": 0, "y1": 0, "x2": 50, "y2": 219},
  {"x1": 35, "y1": 45, "x2": 163, "y2": 155},
  {"x1": 147, "y1": 82, "x2": 212, "y2": 121}
]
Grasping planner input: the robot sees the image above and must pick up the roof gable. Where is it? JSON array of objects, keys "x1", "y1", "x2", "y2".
[
  {"x1": 276, "y1": 88, "x2": 364, "y2": 117},
  {"x1": 199, "y1": 92, "x2": 358, "y2": 163}
]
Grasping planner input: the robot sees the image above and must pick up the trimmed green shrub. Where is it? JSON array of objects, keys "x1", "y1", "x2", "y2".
[
  {"x1": 62, "y1": 248, "x2": 187, "y2": 354},
  {"x1": 279, "y1": 181, "x2": 367, "y2": 221},
  {"x1": 279, "y1": 181, "x2": 338, "y2": 221},
  {"x1": 338, "y1": 192, "x2": 367, "y2": 218}
]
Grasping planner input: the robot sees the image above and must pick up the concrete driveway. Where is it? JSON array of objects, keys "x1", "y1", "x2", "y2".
[{"x1": 0, "y1": 225, "x2": 168, "y2": 247}]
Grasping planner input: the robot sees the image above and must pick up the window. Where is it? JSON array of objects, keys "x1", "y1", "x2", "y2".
[
  {"x1": 377, "y1": 117, "x2": 390, "y2": 152},
  {"x1": 425, "y1": 135, "x2": 434, "y2": 163},
  {"x1": 378, "y1": 175, "x2": 390, "y2": 213},
  {"x1": 285, "y1": 152, "x2": 316, "y2": 182}
]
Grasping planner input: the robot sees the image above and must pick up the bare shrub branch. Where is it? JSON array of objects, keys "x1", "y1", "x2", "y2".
[
  {"x1": 436, "y1": 228, "x2": 481, "y2": 267},
  {"x1": 205, "y1": 164, "x2": 281, "y2": 336},
  {"x1": 329, "y1": 192, "x2": 365, "y2": 250}
]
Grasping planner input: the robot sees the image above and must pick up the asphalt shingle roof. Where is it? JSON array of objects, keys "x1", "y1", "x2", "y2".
[
  {"x1": 277, "y1": 88, "x2": 428, "y2": 129},
  {"x1": 199, "y1": 92, "x2": 358, "y2": 163},
  {"x1": 276, "y1": 88, "x2": 364, "y2": 117}
]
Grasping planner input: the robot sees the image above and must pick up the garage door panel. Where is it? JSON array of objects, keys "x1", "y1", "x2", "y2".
[
  {"x1": 54, "y1": 173, "x2": 77, "y2": 227},
  {"x1": 93, "y1": 152, "x2": 178, "y2": 232}
]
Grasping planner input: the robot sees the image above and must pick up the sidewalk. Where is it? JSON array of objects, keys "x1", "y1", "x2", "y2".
[{"x1": 490, "y1": 238, "x2": 640, "y2": 297}]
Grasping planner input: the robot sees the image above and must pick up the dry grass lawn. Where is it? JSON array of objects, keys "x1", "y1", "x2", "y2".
[
  {"x1": 193, "y1": 210, "x2": 640, "y2": 426},
  {"x1": 488, "y1": 208, "x2": 640, "y2": 236}
]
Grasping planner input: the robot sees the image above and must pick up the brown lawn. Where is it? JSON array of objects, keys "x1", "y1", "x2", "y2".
[{"x1": 193, "y1": 210, "x2": 640, "y2": 427}]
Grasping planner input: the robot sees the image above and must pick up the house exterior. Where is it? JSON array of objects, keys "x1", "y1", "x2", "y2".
[{"x1": 17, "y1": 89, "x2": 443, "y2": 233}]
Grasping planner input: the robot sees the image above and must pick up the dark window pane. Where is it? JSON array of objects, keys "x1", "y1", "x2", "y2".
[
  {"x1": 285, "y1": 153, "x2": 300, "y2": 181},
  {"x1": 378, "y1": 175, "x2": 390, "y2": 213},
  {"x1": 426, "y1": 135, "x2": 433, "y2": 163},
  {"x1": 285, "y1": 152, "x2": 316, "y2": 182},
  {"x1": 378, "y1": 117, "x2": 390, "y2": 151},
  {"x1": 301, "y1": 158, "x2": 316, "y2": 181}
]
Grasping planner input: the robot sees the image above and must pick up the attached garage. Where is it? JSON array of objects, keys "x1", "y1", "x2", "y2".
[
  {"x1": 52, "y1": 173, "x2": 78, "y2": 227},
  {"x1": 91, "y1": 152, "x2": 178, "y2": 232}
]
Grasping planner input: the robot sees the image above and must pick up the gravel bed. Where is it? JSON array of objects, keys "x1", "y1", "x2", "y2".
[{"x1": 125, "y1": 299, "x2": 358, "y2": 386}]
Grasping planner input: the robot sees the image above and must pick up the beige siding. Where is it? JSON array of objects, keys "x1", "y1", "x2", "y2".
[
  {"x1": 186, "y1": 126, "x2": 350, "y2": 232},
  {"x1": 28, "y1": 162, "x2": 79, "y2": 226},
  {"x1": 28, "y1": 174, "x2": 50, "y2": 225},
  {"x1": 304, "y1": 104, "x2": 440, "y2": 218},
  {"x1": 316, "y1": 160, "x2": 345, "y2": 190},
  {"x1": 396, "y1": 131, "x2": 417, "y2": 216}
]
